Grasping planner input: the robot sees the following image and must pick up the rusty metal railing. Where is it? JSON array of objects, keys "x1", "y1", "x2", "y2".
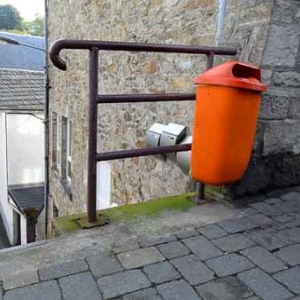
[{"x1": 50, "y1": 39, "x2": 237, "y2": 223}]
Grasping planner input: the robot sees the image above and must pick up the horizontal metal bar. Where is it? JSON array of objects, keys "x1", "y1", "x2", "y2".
[
  {"x1": 50, "y1": 39, "x2": 237, "y2": 70},
  {"x1": 98, "y1": 93, "x2": 195, "y2": 103},
  {"x1": 97, "y1": 144, "x2": 191, "y2": 161}
]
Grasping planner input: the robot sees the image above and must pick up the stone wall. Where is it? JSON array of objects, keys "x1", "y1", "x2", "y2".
[
  {"x1": 227, "y1": 0, "x2": 300, "y2": 197},
  {"x1": 48, "y1": 0, "x2": 300, "y2": 216}
]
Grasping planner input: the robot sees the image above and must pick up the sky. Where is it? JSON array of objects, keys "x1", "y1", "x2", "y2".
[{"x1": 0, "y1": 0, "x2": 44, "y2": 21}]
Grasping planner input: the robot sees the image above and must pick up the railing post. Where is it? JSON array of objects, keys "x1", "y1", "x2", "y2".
[
  {"x1": 87, "y1": 48, "x2": 99, "y2": 223},
  {"x1": 196, "y1": 52, "x2": 215, "y2": 202}
]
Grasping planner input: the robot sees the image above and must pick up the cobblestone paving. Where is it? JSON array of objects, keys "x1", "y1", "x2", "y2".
[{"x1": 2, "y1": 191, "x2": 300, "y2": 299}]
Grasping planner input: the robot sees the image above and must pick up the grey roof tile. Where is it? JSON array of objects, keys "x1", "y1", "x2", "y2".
[{"x1": 0, "y1": 69, "x2": 44, "y2": 111}]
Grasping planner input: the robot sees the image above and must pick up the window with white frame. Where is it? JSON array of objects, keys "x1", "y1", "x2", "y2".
[
  {"x1": 67, "y1": 120, "x2": 72, "y2": 181},
  {"x1": 52, "y1": 112, "x2": 61, "y2": 170},
  {"x1": 53, "y1": 113, "x2": 72, "y2": 185},
  {"x1": 61, "y1": 116, "x2": 72, "y2": 182}
]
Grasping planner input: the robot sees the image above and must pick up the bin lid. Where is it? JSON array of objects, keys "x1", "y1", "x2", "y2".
[{"x1": 194, "y1": 61, "x2": 268, "y2": 92}]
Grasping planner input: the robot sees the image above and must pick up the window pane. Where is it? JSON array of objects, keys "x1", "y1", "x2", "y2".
[
  {"x1": 52, "y1": 112, "x2": 57, "y2": 165},
  {"x1": 61, "y1": 116, "x2": 68, "y2": 179},
  {"x1": 68, "y1": 121, "x2": 72, "y2": 157},
  {"x1": 67, "y1": 161, "x2": 71, "y2": 179}
]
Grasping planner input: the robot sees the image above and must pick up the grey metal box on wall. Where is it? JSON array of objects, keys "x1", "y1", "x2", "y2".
[
  {"x1": 160, "y1": 123, "x2": 187, "y2": 161},
  {"x1": 146, "y1": 123, "x2": 168, "y2": 148}
]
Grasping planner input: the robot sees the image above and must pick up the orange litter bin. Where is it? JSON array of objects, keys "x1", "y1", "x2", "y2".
[{"x1": 191, "y1": 61, "x2": 267, "y2": 185}]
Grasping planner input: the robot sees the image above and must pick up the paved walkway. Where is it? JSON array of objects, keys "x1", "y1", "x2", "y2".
[{"x1": 1, "y1": 190, "x2": 300, "y2": 299}]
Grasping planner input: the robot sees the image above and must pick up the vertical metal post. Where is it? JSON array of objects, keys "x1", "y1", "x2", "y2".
[
  {"x1": 87, "y1": 48, "x2": 99, "y2": 223},
  {"x1": 196, "y1": 52, "x2": 215, "y2": 203}
]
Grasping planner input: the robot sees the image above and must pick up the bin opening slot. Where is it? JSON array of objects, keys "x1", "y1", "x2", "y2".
[{"x1": 232, "y1": 63, "x2": 261, "y2": 81}]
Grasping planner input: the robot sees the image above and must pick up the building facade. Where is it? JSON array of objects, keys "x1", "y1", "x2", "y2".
[
  {"x1": 47, "y1": 0, "x2": 300, "y2": 219},
  {"x1": 0, "y1": 69, "x2": 45, "y2": 246}
]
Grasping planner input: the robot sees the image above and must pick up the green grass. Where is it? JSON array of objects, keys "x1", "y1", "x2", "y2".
[{"x1": 54, "y1": 192, "x2": 196, "y2": 233}]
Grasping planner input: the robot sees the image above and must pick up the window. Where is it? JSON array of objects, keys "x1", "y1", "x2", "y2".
[
  {"x1": 53, "y1": 113, "x2": 72, "y2": 189},
  {"x1": 67, "y1": 120, "x2": 72, "y2": 181},
  {"x1": 61, "y1": 116, "x2": 72, "y2": 182},
  {"x1": 53, "y1": 203, "x2": 59, "y2": 218},
  {"x1": 52, "y1": 112, "x2": 61, "y2": 169}
]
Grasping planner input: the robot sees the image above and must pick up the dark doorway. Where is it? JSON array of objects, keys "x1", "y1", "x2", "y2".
[{"x1": 26, "y1": 217, "x2": 36, "y2": 243}]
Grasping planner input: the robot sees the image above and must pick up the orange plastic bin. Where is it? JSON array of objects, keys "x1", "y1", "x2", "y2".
[{"x1": 191, "y1": 61, "x2": 267, "y2": 185}]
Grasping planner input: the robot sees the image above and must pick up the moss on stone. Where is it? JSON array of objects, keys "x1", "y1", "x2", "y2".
[{"x1": 54, "y1": 193, "x2": 196, "y2": 233}]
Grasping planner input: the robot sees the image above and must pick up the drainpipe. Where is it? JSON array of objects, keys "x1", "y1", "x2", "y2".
[
  {"x1": 215, "y1": 0, "x2": 227, "y2": 46},
  {"x1": 44, "y1": 0, "x2": 50, "y2": 239}
]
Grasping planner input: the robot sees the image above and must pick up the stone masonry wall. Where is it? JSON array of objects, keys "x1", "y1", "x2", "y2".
[
  {"x1": 227, "y1": 0, "x2": 300, "y2": 197},
  {"x1": 48, "y1": 0, "x2": 299, "y2": 216}
]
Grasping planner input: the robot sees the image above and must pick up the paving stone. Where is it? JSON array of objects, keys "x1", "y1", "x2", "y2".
[
  {"x1": 249, "y1": 203, "x2": 281, "y2": 217},
  {"x1": 238, "y1": 268, "x2": 293, "y2": 300},
  {"x1": 117, "y1": 247, "x2": 164, "y2": 269},
  {"x1": 3, "y1": 270, "x2": 39, "y2": 290},
  {"x1": 59, "y1": 272, "x2": 102, "y2": 300},
  {"x1": 245, "y1": 228, "x2": 291, "y2": 250},
  {"x1": 182, "y1": 236, "x2": 223, "y2": 260},
  {"x1": 248, "y1": 213, "x2": 276, "y2": 227},
  {"x1": 196, "y1": 276, "x2": 253, "y2": 300},
  {"x1": 198, "y1": 224, "x2": 228, "y2": 240},
  {"x1": 264, "y1": 198, "x2": 282, "y2": 205},
  {"x1": 206, "y1": 253, "x2": 254, "y2": 277},
  {"x1": 273, "y1": 213, "x2": 300, "y2": 228},
  {"x1": 218, "y1": 217, "x2": 258, "y2": 234},
  {"x1": 280, "y1": 192, "x2": 300, "y2": 201},
  {"x1": 273, "y1": 266, "x2": 300, "y2": 294},
  {"x1": 273, "y1": 202, "x2": 300, "y2": 215},
  {"x1": 38, "y1": 259, "x2": 88, "y2": 281},
  {"x1": 170, "y1": 254, "x2": 214, "y2": 285},
  {"x1": 240, "y1": 246, "x2": 287, "y2": 273},
  {"x1": 4, "y1": 280, "x2": 61, "y2": 300},
  {"x1": 157, "y1": 279, "x2": 201, "y2": 300},
  {"x1": 175, "y1": 229, "x2": 198, "y2": 239},
  {"x1": 112, "y1": 243, "x2": 140, "y2": 254},
  {"x1": 157, "y1": 241, "x2": 190, "y2": 259},
  {"x1": 97, "y1": 270, "x2": 151, "y2": 299},
  {"x1": 143, "y1": 261, "x2": 180, "y2": 284},
  {"x1": 275, "y1": 244, "x2": 300, "y2": 266},
  {"x1": 139, "y1": 235, "x2": 176, "y2": 247},
  {"x1": 279, "y1": 227, "x2": 300, "y2": 244},
  {"x1": 122, "y1": 288, "x2": 162, "y2": 300},
  {"x1": 243, "y1": 207, "x2": 258, "y2": 215},
  {"x1": 212, "y1": 234, "x2": 256, "y2": 252},
  {"x1": 86, "y1": 252, "x2": 123, "y2": 278}
]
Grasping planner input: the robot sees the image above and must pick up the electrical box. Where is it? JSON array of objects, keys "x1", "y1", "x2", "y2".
[
  {"x1": 146, "y1": 123, "x2": 168, "y2": 148},
  {"x1": 160, "y1": 123, "x2": 187, "y2": 161}
]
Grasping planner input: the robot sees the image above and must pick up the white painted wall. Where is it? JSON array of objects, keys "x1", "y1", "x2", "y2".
[
  {"x1": 6, "y1": 114, "x2": 44, "y2": 185},
  {"x1": 0, "y1": 113, "x2": 44, "y2": 246},
  {"x1": 20, "y1": 213, "x2": 27, "y2": 245},
  {"x1": 0, "y1": 113, "x2": 14, "y2": 244},
  {"x1": 96, "y1": 162, "x2": 112, "y2": 209}
]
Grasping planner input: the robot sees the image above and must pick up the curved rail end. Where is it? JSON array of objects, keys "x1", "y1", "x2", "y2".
[{"x1": 49, "y1": 39, "x2": 68, "y2": 71}]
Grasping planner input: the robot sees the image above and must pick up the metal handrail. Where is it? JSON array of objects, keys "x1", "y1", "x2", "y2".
[
  {"x1": 50, "y1": 39, "x2": 237, "y2": 71},
  {"x1": 49, "y1": 39, "x2": 237, "y2": 223}
]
